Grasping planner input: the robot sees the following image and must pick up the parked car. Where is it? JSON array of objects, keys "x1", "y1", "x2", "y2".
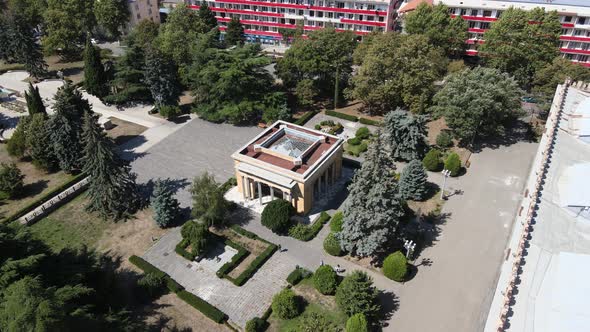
[{"x1": 521, "y1": 96, "x2": 537, "y2": 103}]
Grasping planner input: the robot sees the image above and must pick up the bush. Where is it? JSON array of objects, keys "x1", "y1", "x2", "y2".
[
  {"x1": 444, "y1": 152, "x2": 462, "y2": 177},
  {"x1": 336, "y1": 271, "x2": 380, "y2": 320},
  {"x1": 181, "y1": 221, "x2": 210, "y2": 257},
  {"x1": 355, "y1": 127, "x2": 370, "y2": 139},
  {"x1": 287, "y1": 267, "x2": 312, "y2": 286},
  {"x1": 347, "y1": 137, "x2": 361, "y2": 146},
  {"x1": 325, "y1": 110, "x2": 358, "y2": 122},
  {"x1": 314, "y1": 124, "x2": 321, "y2": 130},
  {"x1": 382, "y1": 251, "x2": 408, "y2": 282},
  {"x1": 313, "y1": 265, "x2": 338, "y2": 295},
  {"x1": 298, "y1": 312, "x2": 339, "y2": 331},
  {"x1": 177, "y1": 290, "x2": 227, "y2": 323},
  {"x1": 246, "y1": 317, "x2": 267, "y2": 332},
  {"x1": 271, "y1": 288, "x2": 302, "y2": 319},
  {"x1": 422, "y1": 149, "x2": 443, "y2": 172},
  {"x1": 359, "y1": 117, "x2": 380, "y2": 126},
  {"x1": 159, "y1": 104, "x2": 182, "y2": 119},
  {"x1": 330, "y1": 211, "x2": 343, "y2": 232},
  {"x1": 436, "y1": 131, "x2": 453, "y2": 148},
  {"x1": 288, "y1": 211, "x2": 330, "y2": 241},
  {"x1": 346, "y1": 313, "x2": 369, "y2": 332},
  {"x1": 165, "y1": 277, "x2": 184, "y2": 293},
  {"x1": 0, "y1": 163, "x2": 24, "y2": 198},
  {"x1": 138, "y1": 272, "x2": 165, "y2": 297},
  {"x1": 219, "y1": 177, "x2": 238, "y2": 194},
  {"x1": 129, "y1": 255, "x2": 166, "y2": 278},
  {"x1": 324, "y1": 233, "x2": 344, "y2": 256},
  {"x1": 261, "y1": 199, "x2": 293, "y2": 234}
]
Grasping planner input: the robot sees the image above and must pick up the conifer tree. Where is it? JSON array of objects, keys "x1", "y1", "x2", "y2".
[
  {"x1": 83, "y1": 36, "x2": 107, "y2": 97},
  {"x1": 7, "y1": 116, "x2": 30, "y2": 158},
  {"x1": 225, "y1": 17, "x2": 245, "y2": 46},
  {"x1": 0, "y1": 163, "x2": 24, "y2": 198},
  {"x1": 10, "y1": 15, "x2": 47, "y2": 78},
  {"x1": 198, "y1": 2, "x2": 218, "y2": 31},
  {"x1": 49, "y1": 83, "x2": 91, "y2": 173},
  {"x1": 151, "y1": 179, "x2": 180, "y2": 228},
  {"x1": 81, "y1": 112, "x2": 139, "y2": 220},
  {"x1": 398, "y1": 159, "x2": 428, "y2": 201},
  {"x1": 24, "y1": 83, "x2": 46, "y2": 116},
  {"x1": 383, "y1": 109, "x2": 428, "y2": 162},
  {"x1": 144, "y1": 47, "x2": 181, "y2": 111},
  {"x1": 338, "y1": 133, "x2": 405, "y2": 257},
  {"x1": 26, "y1": 114, "x2": 58, "y2": 171},
  {"x1": 104, "y1": 45, "x2": 151, "y2": 104}
]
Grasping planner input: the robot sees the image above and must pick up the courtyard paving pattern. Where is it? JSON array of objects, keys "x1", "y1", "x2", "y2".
[{"x1": 143, "y1": 227, "x2": 298, "y2": 329}]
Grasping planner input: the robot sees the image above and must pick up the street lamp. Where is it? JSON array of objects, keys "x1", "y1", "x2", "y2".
[
  {"x1": 441, "y1": 169, "x2": 451, "y2": 200},
  {"x1": 404, "y1": 240, "x2": 416, "y2": 260}
]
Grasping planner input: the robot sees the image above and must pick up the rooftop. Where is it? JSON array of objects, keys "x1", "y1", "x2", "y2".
[
  {"x1": 436, "y1": 0, "x2": 590, "y2": 14},
  {"x1": 233, "y1": 121, "x2": 343, "y2": 178}
]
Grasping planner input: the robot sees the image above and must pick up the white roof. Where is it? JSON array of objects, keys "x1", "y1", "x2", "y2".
[
  {"x1": 558, "y1": 163, "x2": 590, "y2": 208},
  {"x1": 536, "y1": 252, "x2": 590, "y2": 332},
  {"x1": 436, "y1": 0, "x2": 590, "y2": 15}
]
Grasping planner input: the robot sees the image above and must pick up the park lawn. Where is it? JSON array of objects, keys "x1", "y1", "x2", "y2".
[
  {"x1": 29, "y1": 195, "x2": 107, "y2": 252},
  {"x1": 0, "y1": 145, "x2": 73, "y2": 219},
  {"x1": 106, "y1": 117, "x2": 148, "y2": 146},
  {"x1": 268, "y1": 277, "x2": 347, "y2": 332}
]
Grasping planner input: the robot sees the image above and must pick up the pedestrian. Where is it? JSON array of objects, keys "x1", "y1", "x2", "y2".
[
  {"x1": 278, "y1": 244, "x2": 282, "y2": 252},
  {"x1": 336, "y1": 264, "x2": 342, "y2": 273},
  {"x1": 320, "y1": 260, "x2": 324, "y2": 266}
]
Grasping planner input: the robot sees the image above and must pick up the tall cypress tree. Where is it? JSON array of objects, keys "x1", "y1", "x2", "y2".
[
  {"x1": 81, "y1": 112, "x2": 139, "y2": 220},
  {"x1": 24, "y1": 83, "x2": 46, "y2": 116},
  {"x1": 144, "y1": 47, "x2": 181, "y2": 110},
  {"x1": 83, "y1": 36, "x2": 107, "y2": 97},
  {"x1": 48, "y1": 82, "x2": 91, "y2": 173},
  {"x1": 383, "y1": 109, "x2": 428, "y2": 162},
  {"x1": 198, "y1": 2, "x2": 218, "y2": 31},
  {"x1": 338, "y1": 133, "x2": 405, "y2": 257},
  {"x1": 225, "y1": 17, "x2": 245, "y2": 46}
]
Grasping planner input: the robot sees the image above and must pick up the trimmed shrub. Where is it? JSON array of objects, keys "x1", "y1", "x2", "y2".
[
  {"x1": 298, "y1": 312, "x2": 339, "y2": 331},
  {"x1": 436, "y1": 131, "x2": 453, "y2": 148},
  {"x1": 271, "y1": 288, "x2": 302, "y2": 319},
  {"x1": 165, "y1": 277, "x2": 184, "y2": 293},
  {"x1": 314, "y1": 124, "x2": 321, "y2": 130},
  {"x1": 216, "y1": 242, "x2": 250, "y2": 278},
  {"x1": 346, "y1": 313, "x2": 369, "y2": 332},
  {"x1": 129, "y1": 255, "x2": 166, "y2": 278},
  {"x1": 347, "y1": 137, "x2": 361, "y2": 146},
  {"x1": 159, "y1": 104, "x2": 182, "y2": 119},
  {"x1": 287, "y1": 267, "x2": 312, "y2": 286},
  {"x1": 288, "y1": 211, "x2": 330, "y2": 241},
  {"x1": 359, "y1": 117, "x2": 380, "y2": 126},
  {"x1": 382, "y1": 251, "x2": 408, "y2": 282},
  {"x1": 355, "y1": 127, "x2": 370, "y2": 139},
  {"x1": 294, "y1": 111, "x2": 316, "y2": 125},
  {"x1": 261, "y1": 199, "x2": 293, "y2": 234},
  {"x1": 220, "y1": 177, "x2": 237, "y2": 193},
  {"x1": 422, "y1": 149, "x2": 443, "y2": 172},
  {"x1": 444, "y1": 152, "x2": 462, "y2": 177},
  {"x1": 177, "y1": 290, "x2": 227, "y2": 323},
  {"x1": 138, "y1": 272, "x2": 165, "y2": 297},
  {"x1": 330, "y1": 211, "x2": 344, "y2": 232},
  {"x1": 313, "y1": 265, "x2": 338, "y2": 295},
  {"x1": 230, "y1": 244, "x2": 278, "y2": 286},
  {"x1": 246, "y1": 317, "x2": 267, "y2": 332},
  {"x1": 324, "y1": 232, "x2": 344, "y2": 256},
  {"x1": 325, "y1": 110, "x2": 358, "y2": 122}
]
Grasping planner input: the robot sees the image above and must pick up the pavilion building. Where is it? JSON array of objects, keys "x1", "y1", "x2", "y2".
[{"x1": 232, "y1": 121, "x2": 344, "y2": 214}]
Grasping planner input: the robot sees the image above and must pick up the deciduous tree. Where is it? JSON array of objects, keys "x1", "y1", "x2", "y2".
[
  {"x1": 347, "y1": 33, "x2": 446, "y2": 114},
  {"x1": 431, "y1": 67, "x2": 522, "y2": 142},
  {"x1": 144, "y1": 47, "x2": 182, "y2": 111},
  {"x1": 383, "y1": 109, "x2": 428, "y2": 161},
  {"x1": 479, "y1": 7, "x2": 561, "y2": 87},
  {"x1": 190, "y1": 172, "x2": 227, "y2": 226},
  {"x1": 43, "y1": 0, "x2": 95, "y2": 59},
  {"x1": 533, "y1": 57, "x2": 590, "y2": 100},
  {"x1": 95, "y1": 0, "x2": 129, "y2": 40}
]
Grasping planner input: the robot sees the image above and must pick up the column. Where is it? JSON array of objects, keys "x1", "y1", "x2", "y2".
[
  {"x1": 242, "y1": 176, "x2": 249, "y2": 199},
  {"x1": 258, "y1": 181, "x2": 263, "y2": 205},
  {"x1": 270, "y1": 187, "x2": 275, "y2": 200}
]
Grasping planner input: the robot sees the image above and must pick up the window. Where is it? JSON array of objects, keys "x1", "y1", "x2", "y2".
[
  {"x1": 298, "y1": 10, "x2": 303, "y2": 15},
  {"x1": 561, "y1": 28, "x2": 570, "y2": 35},
  {"x1": 368, "y1": 5, "x2": 375, "y2": 10},
  {"x1": 337, "y1": 2, "x2": 344, "y2": 8},
  {"x1": 469, "y1": 21, "x2": 477, "y2": 29},
  {"x1": 569, "y1": 42, "x2": 580, "y2": 49},
  {"x1": 574, "y1": 29, "x2": 584, "y2": 36},
  {"x1": 579, "y1": 55, "x2": 589, "y2": 62},
  {"x1": 496, "y1": 10, "x2": 503, "y2": 18},
  {"x1": 327, "y1": 12, "x2": 333, "y2": 18},
  {"x1": 582, "y1": 43, "x2": 590, "y2": 51},
  {"x1": 379, "y1": 16, "x2": 384, "y2": 22},
  {"x1": 578, "y1": 17, "x2": 587, "y2": 25},
  {"x1": 309, "y1": 10, "x2": 314, "y2": 16},
  {"x1": 317, "y1": 11, "x2": 323, "y2": 17},
  {"x1": 460, "y1": 8, "x2": 467, "y2": 16},
  {"x1": 471, "y1": 9, "x2": 478, "y2": 16},
  {"x1": 483, "y1": 10, "x2": 492, "y2": 17},
  {"x1": 564, "y1": 16, "x2": 572, "y2": 23},
  {"x1": 565, "y1": 53, "x2": 574, "y2": 60},
  {"x1": 480, "y1": 22, "x2": 490, "y2": 30},
  {"x1": 367, "y1": 16, "x2": 374, "y2": 21},
  {"x1": 348, "y1": 14, "x2": 353, "y2": 19},
  {"x1": 366, "y1": 26, "x2": 373, "y2": 32},
  {"x1": 448, "y1": 7, "x2": 456, "y2": 14}
]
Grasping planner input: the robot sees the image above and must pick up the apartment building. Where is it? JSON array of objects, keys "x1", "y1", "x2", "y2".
[
  {"x1": 399, "y1": 0, "x2": 590, "y2": 67},
  {"x1": 191, "y1": 0, "x2": 401, "y2": 44},
  {"x1": 128, "y1": 0, "x2": 161, "y2": 26}
]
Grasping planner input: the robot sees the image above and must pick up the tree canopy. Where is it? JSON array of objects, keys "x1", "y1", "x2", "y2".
[
  {"x1": 532, "y1": 57, "x2": 590, "y2": 100},
  {"x1": 347, "y1": 33, "x2": 447, "y2": 114},
  {"x1": 383, "y1": 109, "x2": 428, "y2": 161},
  {"x1": 479, "y1": 7, "x2": 561, "y2": 87},
  {"x1": 190, "y1": 172, "x2": 228, "y2": 226},
  {"x1": 225, "y1": 17, "x2": 245, "y2": 46},
  {"x1": 43, "y1": 0, "x2": 95, "y2": 59},
  {"x1": 404, "y1": 3, "x2": 468, "y2": 56},
  {"x1": 144, "y1": 47, "x2": 182, "y2": 110},
  {"x1": 95, "y1": 0, "x2": 129, "y2": 39},
  {"x1": 431, "y1": 67, "x2": 522, "y2": 142}
]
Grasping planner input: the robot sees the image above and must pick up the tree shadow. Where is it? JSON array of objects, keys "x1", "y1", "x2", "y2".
[
  {"x1": 170, "y1": 115, "x2": 191, "y2": 124},
  {"x1": 117, "y1": 135, "x2": 148, "y2": 161},
  {"x1": 378, "y1": 291, "x2": 399, "y2": 328},
  {"x1": 467, "y1": 119, "x2": 531, "y2": 153},
  {"x1": 399, "y1": 212, "x2": 450, "y2": 259},
  {"x1": 20, "y1": 179, "x2": 49, "y2": 197}
]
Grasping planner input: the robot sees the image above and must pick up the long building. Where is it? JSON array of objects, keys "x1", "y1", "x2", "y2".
[
  {"x1": 399, "y1": 0, "x2": 590, "y2": 67},
  {"x1": 190, "y1": 0, "x2": 401, "y2": 43}
]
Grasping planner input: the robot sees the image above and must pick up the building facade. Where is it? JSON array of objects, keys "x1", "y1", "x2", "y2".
[
  {"x1": 399, "y1": 0, "x2": 590, "y2": 67},
  {"x1": 190, "y1": 0, "x2": 401, "y2": 44},
  {"x1": 232, "y1": 121, "x2": 344, "y2": 214},
  {"x1": 128, "y1": 0, "x2": 161, "y2": 27}
]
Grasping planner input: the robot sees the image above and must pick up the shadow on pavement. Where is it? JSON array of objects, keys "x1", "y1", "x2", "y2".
[{"x1": 378, "y1": 290, "x2": 400, "y2": 328}]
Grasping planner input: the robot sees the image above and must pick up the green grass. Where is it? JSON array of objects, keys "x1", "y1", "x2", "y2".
[
  {"x1": 273, "y1": 302, "x2": 347, "y2": 332},
  {"x1": 29, "y1": 195, "x2": 108, "y2": 252},
  {"x1": 344, "y1": 141, "x2": 368, "y2": 157}
]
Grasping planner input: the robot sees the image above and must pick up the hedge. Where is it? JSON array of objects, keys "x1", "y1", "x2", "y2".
[
  {"x1": 128, "y1": 255, "x2": 184, "y2": 293},
  {"x1": 230, "y1": 224, "x2": 266, "y2": 242},
  {"x1": 175, "y1": 238, "x2": 197, "y2": 261},
  {"x1": 227, "y1": 243, "x2": 278, "y2": 286},
  {"x1": 286, "y1": 267, "x2": 312, "y2": 286},
  {"x1": 2, "y1": 173, "x2": 87, "y2": 223},
  {"x1": 288, "y1": 211, "x2": 331, "y2": 241},
  {"x1": 294, "y1": 111, "x2": 317, "y2": 125},
  {"x1": 216, "y1": 240, "x2": 250, "y2": 278},
  {"x1": 220, "y1": 177, "x2": 237, "y2": 194},
  {"x1": 177, "y1": 290, "x2": 228, "y2": 323},
  {"x1": 325, "y1": 110, "x2": 358, "y2": 122},
  {"x1": 359, "y1": 117, "x2": 380, "y2": 126}
]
